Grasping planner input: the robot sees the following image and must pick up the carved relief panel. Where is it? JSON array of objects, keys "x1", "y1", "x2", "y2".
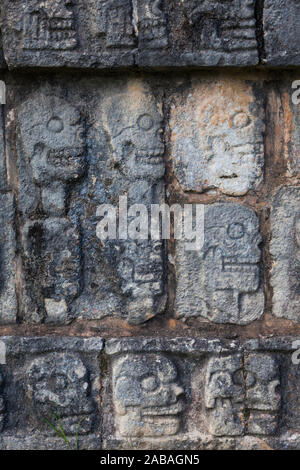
[{"x1": 175, "y1": 203, "x2": 264, "y2": 324}]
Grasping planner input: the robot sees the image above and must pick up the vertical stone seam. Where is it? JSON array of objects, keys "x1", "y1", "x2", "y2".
[{"x1": 255, "y1": 0, "x2": 266, "y2": 64}]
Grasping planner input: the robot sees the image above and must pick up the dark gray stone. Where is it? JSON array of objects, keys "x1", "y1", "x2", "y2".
[
  {"x1": 10, "y1": 78, "x2": 167, "y2": 325},
  {"x1": 0, "y1": 193, "x2": 17, "y2": 324},
  {"x1": 264, "y1": 0, "x2": 300, "y2": 66},
  {"x1": 270, "y1": 186, "x2": 300, "y2": 322},
  {"x1": 0, "y1": 0, "x2": 259, "y2": 69},
  {"x1": 175, "y1": 203, "x2": 264, "y2": 324},
  {"x1": 0, "y1": 336, "x2": 103, "y2": 450}
]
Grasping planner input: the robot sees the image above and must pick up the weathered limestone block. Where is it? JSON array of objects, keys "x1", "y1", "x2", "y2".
[
  {"x1": 0, "y1": 0, "x2": 259, "y2": 69},
  {"x1": 0, "y1": 0, "x2": 136, "y2": 69},
  {"x1": 170, "y1": 78, "x2": 265, "y2": 196},
  {"x1": 175, "y1": 203, "x2": 264, "y2": 324},
  {"x1": 270, "y1": 186, "x2": 300, "y2": 322},
  {"x1": 14, "y1": 88, "x2": 86, "y2": 323},
  {"x1": 139, "y1": 0, "x2": 259, "y2": 67},
  {"x1": 70, "y1": 78, "x2": 167, "y2": 325},
  {"x1": 264, "y1": 0, "x2": 300, "y2": 66},
  {"x1": 0, "y1": 336, "x2": 103, "y2": 450},
  {"x1": 0, "y1": 193, "x2": 17, "y2": 324},
  {"x1": 245, "y1": 353, "x2": 280, "y2": 435},
  {"x1": 205, "y1": 355, "x2": 244, "y2": 437},
  {"x1": 112, "y1": 353, "x2": 184, "y2": 438}
]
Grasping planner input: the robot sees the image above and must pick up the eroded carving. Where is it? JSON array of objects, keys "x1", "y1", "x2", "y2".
[
  {"x1": 101, "y1": 80, "x2": 166, "y2": 324},
  {"x1": 170, "y1": 79, "x2": 264, "y2": 196},
  {"x1": 23, "y1": 0, "x2": 78, "y2": 50},
  {"x1": 96, "y1": 0, "x2": 135, "y2": 48},
  {"x1": 137, "y1": 0, "x2": 168, "y2": 49},
  {"x1": 245, "y1": 353, "x2": 280, "y2": 435},
  {"x1": 26, "y1": 353, "x2": 94, "y2": 435},
  {"x1": 271, "y1": 187, "x2": 300, "y2": 322},
  {"x1": 205, "y1": 355, "x2": 244, "y2": 436},
  {"x1": 185, "y1": 0, "x2": 257, "y2": 54},
  {"x1": 175, "y1": 204, "x2": 264, "y2": 324},
  {"x1": 18, "y1": 90, "x2": 86, "y2": 322},
  {"x1": 113, "y1": 353, "x2": 184, "y2": 438}
]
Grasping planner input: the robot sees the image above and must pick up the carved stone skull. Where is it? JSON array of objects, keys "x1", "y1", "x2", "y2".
[
  {"x1": 205, "y1": 355, "x2": 244, "y2": 436},
  {"x1": 113, "y1": 354, "x2": 184, "y2": 437},
  {"x1": 103, "y1": 80, "x2": 165, "y2": 182},
  {"x1": 26, "y1": 353, "x2": 94, "y2": 435},
  {"x1": 24, "y1": 0, "x2": 78, "y2": 50}
]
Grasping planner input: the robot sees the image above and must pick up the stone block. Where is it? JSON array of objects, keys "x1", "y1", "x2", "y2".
[
  {"x1": 175, "y1": 203, "x2": 264, "y2": 324},
  {"x1": 0, "y1": 336, "x2": 103, "y2": 450},
  {"x1": 170, "y1": 78, "x2": 265, "y2": 196},
  {"x1": 0, "y1": 193, "x2": 17, "y2": 324},
  {"x1": 0, "y1": 0, "x2": 259, "y2": 69},
  {"x1": 270, "y1": 186, "x2": 300, "y2": 321},
  {"x1": 264, "y1": 0, "x2": 300, "y2": 66},
  {"x1": 11, "y1": 78, "x2": 166, "y2": 324}
]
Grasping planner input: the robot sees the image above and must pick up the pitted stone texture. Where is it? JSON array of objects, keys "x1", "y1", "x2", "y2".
[
  {"x1": 205, "y1": 354, "x2": 244, "y2": 437},
  {"x1": 264, "y1": 0, "x2": 300, "y2": 66},
  {"x1": 245, "y1": 353, "x2": 280, "y2": 436},
  {"x1": 138, "y1": 0, "x2": 259, "y2": 67},
  {"x1": 0, "y1": 336, "x2": 103, "y2": 450},
  {"x1": 112, "y1": 353, "x2": 184, "y2": 438},
  {"x1": 175, "y1": 203, "x2": 264, "y2": 324},
  {"x1": 271, "y1": 186, "x2": 300, "y2": 322},
  {"x1": 14, "y1": 87, "x2": 86, "y2": 323},
  {"x1": 0, "y1": 110, "x2": 7, "y2": 189},
  {"x1": 0, "y1": 0, "x2": 258, "y2": 69},
  {"x1": 0, "y1": 0, "x2": 136, "y2": 69},
  {"x1": 0, "y1": 194, "x2": 17, "y2": 324},
  {"x1": 69, "y1": 78, "x2": 166, "y2": 325},
  {"x1": 170, "y1": 79, "x2": 265, "y2": 196}
]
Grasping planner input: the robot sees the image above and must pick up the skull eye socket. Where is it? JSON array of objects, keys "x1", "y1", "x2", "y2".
[
  {"x1": 231, "y1": 112, "x2": 250, "y2": 129},
  {"x1": 137, "y1": 114, "x2": 154, "y2": 131},
  {"x1": 227, "y1": 222, "x2": 245, "y2": 240},
  {"x1": 47, "y1": 116, "x2": 64, "y2": 133},
  {"x1": 141, "y1": 376, "x2": 159, "y2": 392}
]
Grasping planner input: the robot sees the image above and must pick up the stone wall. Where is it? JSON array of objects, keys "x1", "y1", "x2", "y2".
[{"x1": 0, "y1": 0, "x2": 300, "y2": 450}]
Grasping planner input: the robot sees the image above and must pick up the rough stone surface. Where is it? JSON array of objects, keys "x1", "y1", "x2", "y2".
[
  {"x1": 264, "y1": 0, "x2": 300, "y2": 66},
  {"x1": 10, "y1": 78, "x2": 166, "y2": 325},
  {"x1": 271, "y1": 186, "x2": 300, "y2": 322},
  {"x1": 170, "y1": 78, "x2": 265, "y2": 196},
  {"x1": 0, "y1": 0, "x2": 259, "y2": 69},
  {"x1": 175, "y1": 203, "x2": 264, "y2": 324},
  {"x1": 0, "y1": 194, "x2": 17, "y2": 324},
  {"x1": 0, "y1": 336, "x2": 103, "y2": 450}
]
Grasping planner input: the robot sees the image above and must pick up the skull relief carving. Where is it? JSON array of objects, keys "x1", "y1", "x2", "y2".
[
  {"x1": 113, "y1": 354, "x2": 184, "y2": 438},
  {"x1": 205, "y1": 355, "x2": 244, "y2": 436},
  {"x1": 103, "y1": 80, "x2": 165, "y2": 182},
  {"x1": 24, "y1": 0, "x2": 78, "y2": 50},
  {"x1": 176, "y1": 203, "x2": 264, "y2": 324},
  {"x1": 170, "y1": 79, "x2": 264, "y2": 196},
  {"x1": 26, "y1": 353, "x2": 94, "y2": 435}
]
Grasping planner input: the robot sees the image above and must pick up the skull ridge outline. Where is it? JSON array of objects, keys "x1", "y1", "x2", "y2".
[
  {"x1": 113, "y1": 354, "x2": 184, "y2": 437},
  {"x1": 26, "y1": 353, "x2": 94, "y2": 435}
]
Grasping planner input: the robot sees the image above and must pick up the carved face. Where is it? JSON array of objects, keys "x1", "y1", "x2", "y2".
[
  {"x1": 170, "y1": 80, "x2": 264, "y2": 196},
  {"x1": 19, "y1": 92, "x2": 86, "y2": 186},
  {"x1": 26, "y1": 353, "x2": 93, "y2": 435},
  {"x1": 113, "y1": 354, "x2": 184, "y2": 437},
  {"x1": 205, "y1": 355, "x2": 244, "y2": 436},
  {"x1": 24, "y1": 0, "x2": 77, "y2": 50},
  {"x1": 205, "y1": 355, "x2": 243, "y2": 409},
  {"x1": 245, "y1": 354, "x2": 280, "y2": 411},
  {"x1": 103, "y1": 81, "x2": 165, "y2": 181},
  {"x1": 203, "y1": 204, "x2": 262, "y2": 322}
]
